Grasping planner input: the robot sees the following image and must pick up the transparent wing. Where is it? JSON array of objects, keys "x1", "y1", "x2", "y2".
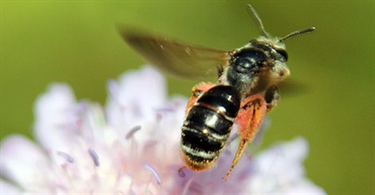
[{"x1": 118, "y1": 27, "x2": 231, "y2": 79}]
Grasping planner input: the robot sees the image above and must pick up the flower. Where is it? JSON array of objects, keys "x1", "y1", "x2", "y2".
[{"x1": 0, "y1": 66, "x2": 326, "y2": 194}]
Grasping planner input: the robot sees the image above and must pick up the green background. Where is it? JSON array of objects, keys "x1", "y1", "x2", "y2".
[{"x1": 1, "y1": 1, "x2": 374, "y2": 194}]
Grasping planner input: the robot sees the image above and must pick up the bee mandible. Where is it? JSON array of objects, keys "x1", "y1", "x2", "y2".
[{"x1": 118, "y1": 4, "x2": 315, "y2": 180}]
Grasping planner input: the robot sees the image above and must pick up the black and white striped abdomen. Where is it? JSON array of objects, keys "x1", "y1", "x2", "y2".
[{"x1": 181, "y1": 85, "x2": 241, "y2": 171}]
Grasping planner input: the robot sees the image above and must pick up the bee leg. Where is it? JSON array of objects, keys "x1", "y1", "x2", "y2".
[
  {"x1": 223, "y1": 94, "x2": 267, "y2": 180},
  {"x1": 185, "y1": 82, "x2": 215, "y2": 114},
  {"x1": 265, "y1": 85, "x2": 280, "y2": 112}
]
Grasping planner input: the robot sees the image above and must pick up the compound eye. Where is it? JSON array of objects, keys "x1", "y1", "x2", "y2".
[
  {"x1": 234, "y1": 58, "x2": 254, "y2": 73},
  {"x1": 276, "y1": 49, "x2": 288, "y2": 61},
  {"x1": 233, "y1": 49, "x2": 265, "y2": 73}
]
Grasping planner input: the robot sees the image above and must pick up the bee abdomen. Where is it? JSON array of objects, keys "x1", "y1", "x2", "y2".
[{"x1": 181, "y1": 85, "x2": 240, "y2": 171}]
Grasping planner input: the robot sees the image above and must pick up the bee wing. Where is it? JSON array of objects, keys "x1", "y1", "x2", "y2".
[{"x1": 119, "y1": 28, "x2": 231, "y2": 79}]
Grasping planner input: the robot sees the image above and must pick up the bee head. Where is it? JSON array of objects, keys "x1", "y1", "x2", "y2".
[
  {"x1": 222, "y1": 39, "x2": 290, "y2": 96},
  {"x1": 219, "y1": 4, "x2": 315, "y2": 97}
]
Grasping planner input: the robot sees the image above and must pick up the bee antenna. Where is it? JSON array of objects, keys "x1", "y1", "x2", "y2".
[
  {"x1": 278, "y1": 27, "x2": 316, "y2": 43},
  {"x1": 247, "y1": 4, "x2": 270, "y2": 38}
]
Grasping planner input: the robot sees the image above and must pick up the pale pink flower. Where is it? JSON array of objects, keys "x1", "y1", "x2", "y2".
[{"x1": 0, "y1": 66, "x2": 325, "y2": 194}]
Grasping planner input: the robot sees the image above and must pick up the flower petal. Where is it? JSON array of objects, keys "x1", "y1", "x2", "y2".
[
  {"x1": 33, "y1": 84, "x2": 78, "y2": 153},
  {"x1": 106, "y1": 66, "x2": 167, "y2": 130},
  {"x1": 0, "y1": 179, "x2": 22, "y2": 194},
  {"x1": 245, "y1": 137, "x2": 325, "y2": 194},
  {"x1": 0, "y1": 135, "x2": 51, "y2": 190},
  {"x1": 0, "y1": 66, "x2": 325, "y2": 194}
]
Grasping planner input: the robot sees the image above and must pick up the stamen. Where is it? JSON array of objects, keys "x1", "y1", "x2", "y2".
[
  {"x1": 182, "y1": 179, "x2": 203, "y2": 194},
  {"x1": 125, "y1": 125, "x2": 142, "y2": 139},
  {"x1": 144, "y1": 163, "x2": 161, "y2": 185},
  {"x1": 57, "y1": 151, "x2": 74, "y2": 163},
  {"x1": 181, "y1": 179, "x2": 194, "y2": 195},
  {"x1": 88, "y1": 148, "x2": 100, "y2": 167}
]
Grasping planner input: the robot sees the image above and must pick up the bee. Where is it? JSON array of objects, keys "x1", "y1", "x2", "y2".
[{"x1": 118, "y1": 4, "x2": 315, "y2": 180}]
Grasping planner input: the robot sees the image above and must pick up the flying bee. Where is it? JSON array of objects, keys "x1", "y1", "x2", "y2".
[{"x1": 118, "y1": 4, "x2": 315, "y2": 180}]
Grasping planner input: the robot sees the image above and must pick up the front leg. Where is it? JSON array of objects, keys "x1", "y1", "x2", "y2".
[{"x1": 265, "y1": 85, "x2": 280, "y2": 112}]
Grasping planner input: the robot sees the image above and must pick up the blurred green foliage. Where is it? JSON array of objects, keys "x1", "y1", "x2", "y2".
[{"x1": 1, "y1": 1, "x2": 374, "y2": 194}]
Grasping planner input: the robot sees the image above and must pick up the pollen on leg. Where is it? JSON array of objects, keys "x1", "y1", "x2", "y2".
[
  {"x1": 185, "y1": 82, "x2": 215, "y2": 114},
  {"x1": 222, "y1": 138, "x2": 249, "y2": 180}
]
